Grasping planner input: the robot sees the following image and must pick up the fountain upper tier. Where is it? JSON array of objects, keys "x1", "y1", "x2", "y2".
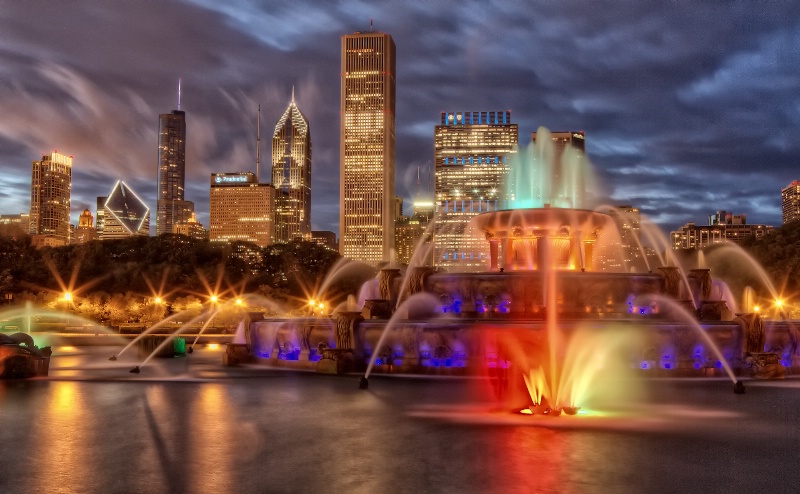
[{"x1": 471, "y1": 207, "x2": 616, "y2": 272}]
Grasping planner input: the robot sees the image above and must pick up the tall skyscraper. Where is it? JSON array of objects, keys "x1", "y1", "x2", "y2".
[
  {"x1": 157, "y1": 108, "x2": 193, "y2": 235},
  {"x1": 434, "y1": 111, "x2": 518, "y2": 271},
  {"x1": 102, "y1": 180, "x2": 151, "y2": 240},
  {"x1": 29, "y1": 151, "x2": 72, "y2": 245},
  {"x1": 209, "y1": 172, "x2": 275, "y2": 247},
  {"x1": 272, "y1": 90, "x2": 311, "y2": 243},
  {"x1": 340, "y1": 30, "x2": 396, "y2": 265},
  {"x1": 782, "y1": 181, "x2": 800, "y2": 224}
]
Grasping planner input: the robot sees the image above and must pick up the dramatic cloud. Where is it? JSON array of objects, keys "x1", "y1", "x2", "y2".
[{"x1": 1, "y1": 0, "x2": 799, "y2": 235}]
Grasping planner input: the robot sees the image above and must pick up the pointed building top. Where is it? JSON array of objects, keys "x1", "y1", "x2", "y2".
[{"x1": 291, "y1": 86, "x2": 295, "y2": 104}]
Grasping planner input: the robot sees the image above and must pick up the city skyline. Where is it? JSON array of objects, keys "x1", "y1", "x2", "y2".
[{"x1": 1, "y1": 2, "x2": 799, "y2": 235}]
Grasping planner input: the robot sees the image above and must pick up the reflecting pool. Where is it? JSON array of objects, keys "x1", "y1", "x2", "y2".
[{"x1": 1, "y1": 347, "x2": 799, "y2": 493}]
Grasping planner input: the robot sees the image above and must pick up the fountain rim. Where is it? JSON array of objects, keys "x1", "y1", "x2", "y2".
[{"x1": 471, "y1": 207, "x2": 615, "y2": 234}]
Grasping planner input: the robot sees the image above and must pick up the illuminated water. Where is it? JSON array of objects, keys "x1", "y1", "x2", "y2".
[{"x1": 1, "y1": 347, "x2": 798, "y2": 493}]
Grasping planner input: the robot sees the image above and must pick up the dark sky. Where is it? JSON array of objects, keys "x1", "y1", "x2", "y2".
[{"x1": 2, "y1": 1, "x2": 799, "y2": 235}]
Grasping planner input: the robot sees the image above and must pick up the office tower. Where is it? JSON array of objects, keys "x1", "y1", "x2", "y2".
[
  {"x1": 174, "y1": 212, "x2": 208, "y2": 241},
  {"x1": 395, "y1": 201, "x2": 435, "y2": 265},
  {"x1": 531, "y1": 130, "x2": 586, "y2": 208},
  {"x1": 599, "y1": 205, "x2": 642, "y2": 271},
  {"x1": 74, "y1": 209, "x2": 97, "y2": 244},
  {"x1": 0, "y1": 214, "x2": 30, "y2": 236},
  {"x1": 340, "y1": 30, "x2": 396, "y2": 265},
  {"x1": 272, "y1": 90, "x2": 311, "y2": 243},
  {"x1": 95, "y1": 196, "x2": 106, "y2": 238},
  {"x1": 311, "y1": 231, "x2": 338, "y2": 251},
  {"x1": 209, "y1": 172, "x2": 275, "y2": 247},
  {"x1": 434, "y1": 111, "x2": 518, "y2": 271},
  {"x1": 29, "y1": 151, "x2": 72, "y2": 246},
  {"x1": 157, "y1": 108, "x2": 194, "y2": 235},
  {"x1": 782, "y1": 181, "x2": 800, "y2": 224},
  {"x1": 102, "y1": 180, "x2": 150, "y2": 240}
]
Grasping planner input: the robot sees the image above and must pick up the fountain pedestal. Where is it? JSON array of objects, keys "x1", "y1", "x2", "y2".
[
  {"x1": 223, "y1": 343, "x2": 252, "y2": 366},
  {"x1": 316, "y1": 348, "x2": 354, "y2": 375},
  {"x1": 744, "y1": 352, "x2": 786, "y2": 379}
]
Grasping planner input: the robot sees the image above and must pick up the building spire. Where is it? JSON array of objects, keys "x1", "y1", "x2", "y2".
[
  {"x1": 178, "y1": 78, "x2": 181, "y2": 110},
  {"x1": 291, "y1": 85, "x2": 295, "y2": 105},
  {"x1": 256, "y1": 104, "x2": 261, "y2": 182}
]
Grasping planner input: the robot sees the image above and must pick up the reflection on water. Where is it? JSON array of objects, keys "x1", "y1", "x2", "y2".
[
  {"x1": 2, "y1": 373, "x2": 800, "y2": 493},
  {"x1": 28, "y1": 382, "x2": 92, "y2": 493}
]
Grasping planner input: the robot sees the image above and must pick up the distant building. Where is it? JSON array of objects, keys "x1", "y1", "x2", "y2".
[
  {"x1": 340, "y1": 30, "x2": 396, "y2": 265},
  {"x1": 781, "y1": 181, "x2": 800, "y2": 224},
  {"x1": 530, "y1": 130, "x2": 587, "y2": 209},
  {"x1": 311, "y1": 231, "x2": 337, "y2": 251},
  {"x1": 174, "y1": 212, "x2": 208, "y2": 241},
  {"x1": 95, "y1": 196, "x2": 106, "y2": 239},
  {"x1": 599, "y1": 205, "x2": 643, "y2": 270},
  {"x1": 709, "y1": 210, "x2": 773, "y2": 244},
  {"x1": 74, "y1": 209, "x2": 97, "y2": 244},
  {"x1": 209, "y1": 172, "x2": 275, "y2": 247},
  {"x1": 0, "y1": 214, "x2": 30, "y2": 236},
  {"x1": 671, "y1": 212, "x2": 773, "y2": 249},
  {"x1": 102, "y1": 181, "x2": 151, "y2": 240},
  {"x1": 157, "y1": 108, "x2": 194, "y2": 235},
  {"x1": 395, "y1": 201, "x2": 434, "y2": 265},
  {"x1": 272, "y1": 90, "x2": 311, "y2": 243},
  {"x1": 31, "y1": 235, "x2": 67, "y2": 249},
  {"x1": 434, "y1": 111, "x2": 518, "y2": 271},
  {"x1": 29, "y1": 151, "x2": 72, "y2": 245}
]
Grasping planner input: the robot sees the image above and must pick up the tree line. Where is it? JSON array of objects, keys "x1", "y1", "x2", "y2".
[{"x1": 0, "y1": 230, "x2": 372, "y2": 324}]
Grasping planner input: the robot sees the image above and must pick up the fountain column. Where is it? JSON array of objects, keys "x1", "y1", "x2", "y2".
[
  {"x1": 378, "y1": 268, "x2": 401, "y2": 306},
  {"x1": 658, "y1": 266, "x2": 682, "y2": 299},
  {"x1": 405, "y1": 267, "x2": 434, "y2": 297},
  {"x1": 318, "y1": 311, "x2": 364, "y2": 375},
  {"x1": 486, "y1": 232, "x2": 499, "y2": 271},
  {"x1": 688, "y1": 268, "x2": 712, "y2": 303}
]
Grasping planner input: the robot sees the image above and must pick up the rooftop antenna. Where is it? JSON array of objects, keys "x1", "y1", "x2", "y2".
[
  {"x1": 291, "y1": 85, "x2": 295, "y2": 104},
  {"x1": 370, "y1": 18, "x2": 373, "y2": 31},
  {"x1": 178, "y1": 78, "x2": 181, "y2": 111},
  {"x1": 256, "y1": 104, "x2": 261, "y2": 182}
]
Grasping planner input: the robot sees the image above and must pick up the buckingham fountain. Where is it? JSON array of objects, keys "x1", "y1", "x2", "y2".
[{"x1": 236, "y1": 128, "x2": 793, "y2": 412}]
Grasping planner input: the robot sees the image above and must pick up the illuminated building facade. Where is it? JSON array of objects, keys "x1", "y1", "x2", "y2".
[
  {"x1": 174, "y1": 212, "x2": 208, "y2": 241},
  {"x1": 311, "y1": 230, "x2": 337, "y2": 251},
  {"x1": 597, "y1": 205, "x2": 643, "y2": 271},
  {"x1": 102, "y1": 180, "x2": 150, "y2": 240},
  {"x1": 272, "y1": 92, "x2": 311, "y2": 243},
  {"x1": 29, "y1": 151, "x2": 72, "y2": 245},
  {"x1": 74, "y1": 209, "x2": 97, "y2": 244},
  {"x1": 782, "y1": 181, "x2": 800, "y2": 224},
  {"x1": 434, "y1": 111, "x2": 518, "y2": 271},
  {"x1": 157, "y1": 109, "x2": 194, "y2": 235},
  {"x1": 0, "y1": 214, "x2": 30, "y2": 236},
  {"x1": 531, "y1": 130, "x2": 586, "y2": 208},
  {"x1": 670, "y1": 214, "x2": 773, "y2": 250},
  {"x1": 395, "y1": 201, "x2": 434, "y2": 265},
  {"x1": 209, "y1": 172, "x2": 275, "y2": 247},
  {"x1": 340, "y1": 31, "x2": 396, "y2": 265}
]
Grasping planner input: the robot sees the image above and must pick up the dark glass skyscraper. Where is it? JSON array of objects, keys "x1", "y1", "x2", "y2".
[
  {"x1": 272, "y1": 91, "x2": 311, "y2": 243},
  {"x1": 157, "y1": 109, "x2": 193, "y2": 235}
]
